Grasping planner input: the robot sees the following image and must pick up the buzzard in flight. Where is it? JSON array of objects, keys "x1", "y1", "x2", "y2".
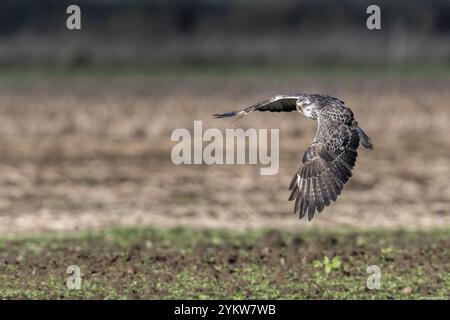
[{"x1": 213, "y1": 94, "x2": 374, "y2": 221}]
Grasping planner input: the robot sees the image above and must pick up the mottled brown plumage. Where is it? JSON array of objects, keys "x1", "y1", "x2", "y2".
[{"x1": 214, "y1": 93, "x2": 374, "y2": 221}]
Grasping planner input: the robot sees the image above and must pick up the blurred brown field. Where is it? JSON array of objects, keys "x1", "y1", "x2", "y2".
[{"x1": 0, "y1": 73, "x2": 449, "y2": 236}]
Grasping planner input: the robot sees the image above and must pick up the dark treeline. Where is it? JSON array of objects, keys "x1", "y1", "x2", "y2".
[
  {"x1": 0, "y1": 0, "x2": 449, "y2": 68},
  {"x1": 1, "y1": 0, "x2": 449, "y2": 35}
]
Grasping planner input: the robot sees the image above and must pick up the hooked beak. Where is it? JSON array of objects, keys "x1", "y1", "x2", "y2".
[{"x1": 296, "y1": 101, "x2": 305, "y2": 114}]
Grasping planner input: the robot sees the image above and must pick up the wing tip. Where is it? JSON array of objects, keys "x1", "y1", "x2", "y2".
[{"x1": 212, "y1": 111, "x2": 237, "y2": 119}]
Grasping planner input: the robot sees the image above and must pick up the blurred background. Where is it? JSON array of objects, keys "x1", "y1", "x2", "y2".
[
  {"x1": 1, "y1": 0, "x2": 449, "y2": 69},
  {"x1": 0, "y1": 0, "x2": 449, "y2": 236}
]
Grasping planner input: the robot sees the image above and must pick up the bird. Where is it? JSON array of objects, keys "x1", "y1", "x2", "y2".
[{"x1": 213, "y1": 93, "x2": 374, "y2": 221}]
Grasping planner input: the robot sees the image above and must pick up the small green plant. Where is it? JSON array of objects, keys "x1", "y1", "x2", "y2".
[
  {"x1": 313, "y1": 256, "x2": 342, "y2": 274},
  {"x1": 381, "y1": 246, "x2": 394, "y2": 255},
  {"x1": 381, "y1": 245, "x2": 395, "y2": 261}
]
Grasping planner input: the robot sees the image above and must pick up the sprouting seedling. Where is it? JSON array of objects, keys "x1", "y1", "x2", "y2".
[{"x1": 313, "y1": 256, "x2": 342, "y2": 274}]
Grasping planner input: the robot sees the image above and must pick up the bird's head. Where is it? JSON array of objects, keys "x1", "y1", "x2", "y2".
[{"x1": 296, "y1": 95, "x2": 315, "y2": 118}]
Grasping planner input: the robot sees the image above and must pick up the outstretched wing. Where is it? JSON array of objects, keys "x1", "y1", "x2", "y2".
[
  {"x1": 288, "y1": 118, "x2": 360, "y2": 220},
  {"x1": 213, "y1": 95, "x2": 300, "y2": 121}
]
